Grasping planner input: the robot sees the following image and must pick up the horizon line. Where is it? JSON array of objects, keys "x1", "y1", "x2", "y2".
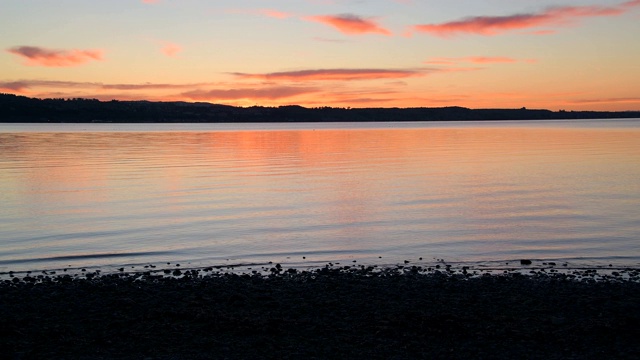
[{"x1": 2, "y1": 93, "x2": 640, "y2": 113}]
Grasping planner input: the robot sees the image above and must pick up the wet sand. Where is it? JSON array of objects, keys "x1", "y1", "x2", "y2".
[{"x1": 2, "y1": 266, "x2": 640, "y2": 359}]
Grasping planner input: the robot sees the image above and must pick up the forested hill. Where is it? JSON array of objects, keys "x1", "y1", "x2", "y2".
[{"x1": 1, "y1": 93, "x2": 639, "y2": 123}]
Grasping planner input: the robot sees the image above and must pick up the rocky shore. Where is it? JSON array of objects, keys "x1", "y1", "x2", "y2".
[{"x1": 2, "y1": 265, "x2": 640, "y2": 359}]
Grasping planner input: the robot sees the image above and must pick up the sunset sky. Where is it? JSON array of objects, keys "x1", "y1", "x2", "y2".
[{"x1": 1, "y1": 0, "x2": 639, "y2": 110}]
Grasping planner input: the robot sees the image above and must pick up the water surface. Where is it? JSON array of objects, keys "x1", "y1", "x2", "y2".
[{"x1": 1, "y1": 120, "x2": 639, "y2": 273}]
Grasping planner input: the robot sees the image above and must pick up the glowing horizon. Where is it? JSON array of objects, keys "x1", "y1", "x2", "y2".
[{"x1": 1, "y1": 0, "x2": 639, "y2": 111}]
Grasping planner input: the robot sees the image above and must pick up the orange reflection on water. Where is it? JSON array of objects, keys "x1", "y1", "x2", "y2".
[
  {"x1": 2, "y1": 124, "x2": 640, "y2": 265},
  {"x1": 4, "y1": 126, "x2": 640, "y2": 202}
]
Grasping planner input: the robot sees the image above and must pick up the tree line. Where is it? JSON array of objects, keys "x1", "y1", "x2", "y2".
[{"x1": 1, "y1": 93, "x2": 638, "y2": 123}]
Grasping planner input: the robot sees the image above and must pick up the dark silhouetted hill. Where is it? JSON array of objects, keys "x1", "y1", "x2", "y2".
[{"x1": 1, "y1": 93, "x2": 638, "y2": 123}]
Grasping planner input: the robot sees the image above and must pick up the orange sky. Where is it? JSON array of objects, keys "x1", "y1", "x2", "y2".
[{"x1": 1, "y1": 0, "x2": 639, "y2": 110}]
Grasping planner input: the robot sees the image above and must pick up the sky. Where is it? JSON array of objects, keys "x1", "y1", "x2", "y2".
[{"x1": 1, "y1": 0, "x2": 639, "y2": 110}]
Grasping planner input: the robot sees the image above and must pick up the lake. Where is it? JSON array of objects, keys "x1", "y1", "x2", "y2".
[{"x1": 1, "y1": 120, "x2": 640, "y2": 274}]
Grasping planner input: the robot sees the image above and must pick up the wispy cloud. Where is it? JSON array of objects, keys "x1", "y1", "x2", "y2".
[
  {"x1": 463, "y1": 56, "x2": 519, "y2": 64},
  {"x1": 312, "y1": 37, "x2": 350, "y2": 43},
  {"x1": 6, "y1": 46, "x2": 104, "y2": 67},
  {"x1": 411, "y1": 0, "x2": 640, "y2": 37},
  {"x1": 227, "y1": 8, "x2": 295, "y2": 19},
  {"x1": 567, "y1": 97, "x2": 640, "y2": 105},
  {"x1": 160, "y1": 41, "x2": 182, "y2": 57},
  {"x1": 304, "y1": 14, "x2": 392, "y2": 35},
  {"x1": 531, "y1": 29, "x2": 557, "y2": 35},
  {"x1": 0, "y1": 80, "x2": 214, "y2": 92},
  {"x1": 259, "y1": 9, "x2": 294, "y2": 19},
  {"x1": 0, "y1": 79, "x2": 318, "y2": 103},
  {"x1": 0, "y1": 81, "x2": 31, "y2": 92},
  {"x1": 233, "y1": 68, "x2": 424, "y2": 81},
  {"x1": 424, "y1": 56, "x2": 534, "y2": 65},
  {"x1": 141, "y1": 38, "x2": 183, "y2": 57},
  {"x1": 101, "y1": 82, "x2": 204, "y2": 90},
  {"x1": 182, "y1": 86, "x2": 318, "y2": 101}
]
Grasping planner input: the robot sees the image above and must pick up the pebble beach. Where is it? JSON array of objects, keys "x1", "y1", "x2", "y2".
[{"x1": 2, "y1": 264, "x2": 640, "y2": 359}]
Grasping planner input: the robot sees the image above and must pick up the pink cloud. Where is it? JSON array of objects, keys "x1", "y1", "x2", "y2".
[
  {"x1": 142, "y1": 38, "x2": 183, "y2": 57},
  {"x1": 466, "y1": 56, "x2": 518, "y2": 64},
  {"x1": 182, "y1": 87, "x2": 318, "y2": 100},
  {"x1": 259, "y1": 9, "x2": 294, "y2": 19},
  {"x1": 425, "y1": 56, "x2": 524, "y2": 65},
  {"x1": 305, "y1": 14, "x2": 392, "y2": 35},
  {"x1": 160, "y1": 42, "x2": 182, "y2": 57},
  {"x1": 422, "y1": 59, "x2": 456, "y2": 66},
  {"x1": 0, "y1": 80, "x2": 321, "y2": 103},
  {"x1": 411, "y1": 0, "x2": 640, "y2": 37},
  {"x1": 6, "y1": 46, "x2": 103, "y2": 67},
  {"x1": 102, "y1": 83, "x2": 198, "y2": 90},
  {"x1": 142, "y1": 0, "x2": 160, "y2": 4},
  {"x1": 0, "y1": 80, "x2": 218, "y2": 92},
  {"x1": 227, "y1": 8, "x2": 294, "y2": 19},
  {"x1": 568, "y1": 97, "x2": 640, "y2": 105},
  {"x1": 0, "y1": 81, "x2": 30, "y2": 92},
  {"x1": 234, "y1": 68, "x2": 423, "y2": 81},
  {"x1": 531, "y1": 29, "x2": 557, "y2": 35}
]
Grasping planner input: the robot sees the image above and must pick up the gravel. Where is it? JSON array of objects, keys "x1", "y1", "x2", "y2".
[{"x1": 1, "y1": 266, "x2": 639, "y2": 359}]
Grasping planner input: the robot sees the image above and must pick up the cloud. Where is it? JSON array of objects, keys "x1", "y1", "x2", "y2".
[
  {"x1": 0, "y1": 81, "x2": 52, "y2": 95},
  {"x1": 0, "y1": 81, "x2": 31, "y2": 92},
  {"x1": 0, "y1": 80, "x2": 320, "y2": 103},
  {"x1": 567, "y1": 97, "x2": 640, "y2": 105},
  {"x1": 6, "y1": 46, "x2": 103, "y2": 67},
  {"x1": 259, "y1": 9, "x2": 294, "y2": 19},
  {"x1": 227, "y1": 8, "x2": 294, "y2": 19},
  {"x1": 411, "y1": 0, "x2": 640, "y2": 37},
  {"x1": 142, "y1": 38, "x2": 183, "y2": 57},
  {"x1": 100, "y1": 82, "x2": 205, "y2": 90},
  {"x1": 0, "y1": 80, "x2": 217, "y2": 92},
  {"x1": 464, "y1": 56, "x2": 518, "y2": 64},
  {"x1": 304, "y1": 14, "x2": 392, "y2": 35},
  {"x1": 425, "y1": 56, "x2": 529, "y2": 65},
  {"x1": 182, "y1": 86, "x2": 318, "y2": 100},
  {"x1": 422, "y1": 59, "x2": 456, "y2": 66},
  {"x1": 531, "y1": 29, "x2": 557, "y2": 35},
  {"x1": 160, "y1": 42, "x2": 182, "y2": 57},
  {"x1": 233, "y1": 68, "x2": 424, "y2": 81},
  {"x1": 312, "y1": 37, "x2": 350, "y2": 43},
  {"x1": 142, "y1": 0, "x2": 160, "y2": 4}
]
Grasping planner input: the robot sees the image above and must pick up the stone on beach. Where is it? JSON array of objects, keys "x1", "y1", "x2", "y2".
[{"x1": 1, "y1": 265, "x2": 639, "y2": 359}]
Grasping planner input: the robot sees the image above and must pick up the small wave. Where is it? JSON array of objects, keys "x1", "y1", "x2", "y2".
[{"x1": 0, "y1": 251, "x2": 173, "y2": 265}]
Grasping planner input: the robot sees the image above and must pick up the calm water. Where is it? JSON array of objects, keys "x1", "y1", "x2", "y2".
[{"x1": 1, "y1": 120, "x2": 640, "y2": 273}]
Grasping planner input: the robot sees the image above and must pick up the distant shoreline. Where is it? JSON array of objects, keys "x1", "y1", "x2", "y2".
[{"x1": 2, "y1": 93, "x2": 640, "y2": 123}]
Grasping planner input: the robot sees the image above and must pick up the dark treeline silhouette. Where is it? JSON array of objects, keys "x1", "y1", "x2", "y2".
[{"x1": 1, "y1": 93, "x2": 639, "y2": 123}]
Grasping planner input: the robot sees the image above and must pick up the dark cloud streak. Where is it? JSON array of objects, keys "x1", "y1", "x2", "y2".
[
  {"x1": 412, "y1": 0, "x2": 640, "y2": 37},
  {"x1": 6, "y1": 46, "x2": 103, "y2": 66}
]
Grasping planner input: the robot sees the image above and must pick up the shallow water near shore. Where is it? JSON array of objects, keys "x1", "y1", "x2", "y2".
[{"x1": 1, "y1": 119, "x2": 640, "y2": 274}]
